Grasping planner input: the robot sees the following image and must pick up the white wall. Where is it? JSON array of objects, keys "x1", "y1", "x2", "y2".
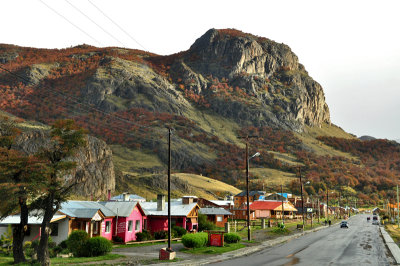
[{"x1": 50, "y1": 219, "x2": 69, "y2": 244}]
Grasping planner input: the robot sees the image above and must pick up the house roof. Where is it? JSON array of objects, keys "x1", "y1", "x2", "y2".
[
  {"x1": 140, "y1": 202, "x2": 198, "y2": 217},
  {"x1": 60, "y1": 201, "x2": 115, "y2": 217},
  {"x1": 235, "y1": 191, "x2": 266, "y2": 197},
  {"x1": 0, "y1": 214, "x2": 66, "y2": 225},
  {"x1": 199, "y1": 207, "x2": 232, "y2": 215},
  {"x1": 99, "y1": 201, "x2": 143, "y2": 217},
  {"x1": 210, "y1": 200, "x2": 233, "y2": 207},
  {"x1": 111, "y1": 194, "x2": 145, "y2": 201},
  {"x1": 250, "y1": 201, "x2": 281, "y2": 210}
]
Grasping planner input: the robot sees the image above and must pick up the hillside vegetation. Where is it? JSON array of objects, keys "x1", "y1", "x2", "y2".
[{"x1": 1, "y1": 29, "x2": 399, "y2": 205}]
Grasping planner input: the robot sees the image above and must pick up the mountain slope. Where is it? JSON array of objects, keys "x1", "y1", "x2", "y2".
[{"x1": 3, "y1": 29, "x2": 398, "y2": 205}]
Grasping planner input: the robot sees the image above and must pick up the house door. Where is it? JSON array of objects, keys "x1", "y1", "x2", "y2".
[{"x1": 92, "y1": 221, "x2": 101, "y2": 237}]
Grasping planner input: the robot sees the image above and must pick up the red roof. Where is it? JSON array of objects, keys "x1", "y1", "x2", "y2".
[{"x1": 250, "y1": 201, "x2": 281, "y2": 210}]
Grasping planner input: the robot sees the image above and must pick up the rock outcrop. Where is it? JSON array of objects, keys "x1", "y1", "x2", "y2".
[
  {"x1": 179, "y1": 28, "x2": 331, "y2": 130},
  {"x1": 13, "y1": 129, "x2": 115, "y2": 198}
]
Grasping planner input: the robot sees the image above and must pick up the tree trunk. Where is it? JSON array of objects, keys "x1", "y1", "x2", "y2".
[
  {"x1": 12, "y1": 197, "x2": 28, "y2": 264},
  {"x1": 37, "y1": 195, "x2": 54, "y2": 266}
]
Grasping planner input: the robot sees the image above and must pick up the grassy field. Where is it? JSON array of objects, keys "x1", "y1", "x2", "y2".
[
  {"x1": 181, "y1": 243, "x2": 245, "y2": 255},
  {"x1": 249, "y1": 168, "x2": 297, "y2": 188},
  {"x1": 173, "y1": 173, "x2": 241, "y2": 199}
]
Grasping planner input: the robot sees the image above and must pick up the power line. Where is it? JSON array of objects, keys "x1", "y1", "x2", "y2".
[
  {"x1": 64, "y1": 0, "x2": 126, "y2": 47},
  {"x1": 37, "y1": 0, "x2": 103, "y2": 46},
  {"x1": 87, "y1": 0, "x2": 147, "y2": 50}
]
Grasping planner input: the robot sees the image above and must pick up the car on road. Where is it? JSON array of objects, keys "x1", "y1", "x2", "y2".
[
  {"x1": 340, "y1": 221, "x2": 349, "y2": 228},
  {"x1": 372, "y1": 220, "x2": 379, "y2": 225},
  {"x1": 367, "y1": 217, "x2": 370, "y2": 221}
]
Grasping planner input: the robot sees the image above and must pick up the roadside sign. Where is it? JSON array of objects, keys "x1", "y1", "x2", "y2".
[{"x1": 307, "y1": 208, "x2": 313, "y2": 213}]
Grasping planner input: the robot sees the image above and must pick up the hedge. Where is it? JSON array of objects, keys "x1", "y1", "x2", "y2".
[
  {"x1": 81, "y1": 237, "x2": 112, "y2": 257},
  {"x1": 182, "y1": 232, "x2": 208, "y2": 248},
  {"x1": 224, "y1": 233, "x2": 241, "y2": 243}
]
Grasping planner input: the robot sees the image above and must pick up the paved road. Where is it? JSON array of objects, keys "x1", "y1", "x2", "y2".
[{"x1": 211, "y1": 214, "x2": 395, "y2": 266}]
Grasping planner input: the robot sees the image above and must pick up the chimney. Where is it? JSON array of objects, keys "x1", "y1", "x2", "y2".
[
  {"x1": 123, "y1": 192, "x2": 130, "y2": 202},
  {"x1": 157, "y1": 194, "x2": 165, "y2": 211},
  {"x1": 107, "y1": 190, "x2": 111, "y2": 201}
]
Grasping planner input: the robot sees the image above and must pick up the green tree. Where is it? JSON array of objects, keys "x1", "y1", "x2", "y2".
[
  {"x1": 33, "y1": 120, "x2": 87, "y2": 266},
  {"x1": 0, "y1": 115, "x2": 45, "y2": 264}
]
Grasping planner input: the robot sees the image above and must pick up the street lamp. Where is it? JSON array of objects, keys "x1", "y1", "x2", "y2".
[{"x1": 246, "y1": 146, "x2": 260, "y2": 241}]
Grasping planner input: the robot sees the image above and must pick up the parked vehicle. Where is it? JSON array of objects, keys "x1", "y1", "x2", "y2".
[
  {"x1": 367, "y1": 217, "x2": 370, "y2": 221},
  {"x1": 340, "y1": 221, "x2": 349, "y2": 228}
]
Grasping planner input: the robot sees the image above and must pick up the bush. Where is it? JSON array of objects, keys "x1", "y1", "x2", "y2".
[
  {"x1": 31, "y1": 240, "x2": 40, "y2": 251},
  {"x1": 136, "y1": 229, "x2": 152, "y2": 242},
  {"x1": 182, "y1": 232, "x2": 208, "y2": 248},
  {"x1": 112, "y1": 235, "x2": 123, "y2": 243},
  {"x1": 58, "y1": 240, "x2": 68, "y2": 249},
  {"x1": 172, "y1": 226, "x2": 187, "y2": 237},
  {"x1": 198, "y1": 213, "x2": 216, "y2": 231},
  {"x1": 224, "y1": 233, "x2": 241, "y2": 243},
  {"x1": 277, "y1": 222, "x2": 285, "y2": 229},
  {"x1": 67, "y1": 230, "x2": 89, "y2": 257},
  {"x1": 81, "y1": 237, "x2": 112, "y2": 257},
  {"x1": 154, "y1": 230, "x2": 173, "y2": 240},
  {"x1": 23, "y1": 241, "x2": 32, "y2": 249}
]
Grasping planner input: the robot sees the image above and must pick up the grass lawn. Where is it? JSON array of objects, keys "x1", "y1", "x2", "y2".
[
  {"x1": 113, "y1": 240, "x2": 181, "y2": 249},
  {"x1": 0, "y1": 254, "x2": 124, "y2": 265},
  {"x1": 385, "y1": 224, "x2": 400, "y2": 245},
  {"x1": 181, "y1": 243, "x2": 245, "y2": 255}
]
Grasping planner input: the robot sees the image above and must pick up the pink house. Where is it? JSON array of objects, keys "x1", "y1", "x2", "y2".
[
  {"x1": 100, "y1": 201, "x2": 146, "y2": 242},
  {"x1": 141, "y1": 195, "x2": 199, "y2": 234}
]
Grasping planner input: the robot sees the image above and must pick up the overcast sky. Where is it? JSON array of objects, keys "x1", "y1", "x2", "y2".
[{"x1": 1, "y1": 0, "x2": 399, "y2": 139}]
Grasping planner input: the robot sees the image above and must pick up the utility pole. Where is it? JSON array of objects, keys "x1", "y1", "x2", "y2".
[
  {"x1": 326, "y1": 188, "x2": 329, "y2": 221},
  {"x1": 238, "y1": 135, "x2": 258, "y2": 241},
  {"x1": 281, "y1": 184, "x2": 285, "y2": 225},
  {"x1": 167, "y1": 128, "x2": 172, "y2": 251},
  {"x1": 397, "y1": 185, "x2": 399, "y2": 228},
  {"x1": 245, "y1": 140, "x2": 251, "y2": 241},
  {"x1": 317, "y1": 197, "x2": 320, "y2": 223},
  {"x1": 299, "y1": 167, "x2": 305, "y2": 230}
]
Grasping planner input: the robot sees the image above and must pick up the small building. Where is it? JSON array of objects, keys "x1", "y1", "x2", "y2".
[
  {"x1": 234, "y1": 191, "x2": 266, "y2": 208},
  {"x1": 99, "y1": 201, "x2": 146, "y2": 242},
  {"x1": 199, "y1": 207, "x2": 232, "y2": 227},
  {"x1": 141, "y1": 195, "x2": 200, "y2": 233},
  {"x1": 250, "y1": 200, "x2": 297, "y2": 219},
  {"x1": 0, "y1": 212, "x2": 67, "y2": 244},
  {"x1": 111, "y1": 193, "x2": 146, "y2": 203},
  {"x1": 231, "y1": 202, "x2": 256, "y2": 220}
]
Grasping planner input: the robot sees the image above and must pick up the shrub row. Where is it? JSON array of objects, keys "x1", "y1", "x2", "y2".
[
  {"x1": 182, "y1": 232, "x2": 208, "y2": 248},
  {"x1": 224, "y1": 233, "x2": 241, "y2": 243}
]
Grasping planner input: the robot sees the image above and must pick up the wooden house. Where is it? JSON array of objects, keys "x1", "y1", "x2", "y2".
[
  {"x1": 199, "y1": 207, "x2": 232, "y2": 227},
  {"x1": 140, "y1": 195, "x2": 199, "y2": 233}
]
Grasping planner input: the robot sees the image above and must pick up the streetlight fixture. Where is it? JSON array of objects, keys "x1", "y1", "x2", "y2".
[{"x1": 246, "y1": 145, "x2": 260, "y2": 241}]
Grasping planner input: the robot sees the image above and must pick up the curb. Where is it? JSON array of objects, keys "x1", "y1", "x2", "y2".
[
  {"x1": 153, "y1": 224, "x2": 333, "y2": 266},
  {"x1": 380, "y1": 227, "x2": 400, "y2": 265}
]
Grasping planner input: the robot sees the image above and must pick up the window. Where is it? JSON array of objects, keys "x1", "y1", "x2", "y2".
[
  {"x1": 243, "y1": 211, "x2": 246, "y2": 215},
  {"x1": 50, "y1": 223, "x2": 58, "y2": 236},
  {"x1": 135, "y1": 220, "x2": 140, "y2": 231},
  {"x1": 93, "y1": 222, "x2": 98, "y2": 234},
  {"x1": 105, "y1": 221, "x2": 111, "y2": 233},
  {"x1": 216, "y1": 216, "x2": 223, "y2": 222},
  {"x1": 128, "y1": 221, "x2": 133, "y2": 232}
]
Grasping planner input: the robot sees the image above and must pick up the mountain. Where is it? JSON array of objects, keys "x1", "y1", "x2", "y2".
[
  {"x1": 1, "y1": 29, "x2": 399, "y2": 204},
  {"x1": 1, "y1": 111, "x2": 115, "y2": 198}
]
